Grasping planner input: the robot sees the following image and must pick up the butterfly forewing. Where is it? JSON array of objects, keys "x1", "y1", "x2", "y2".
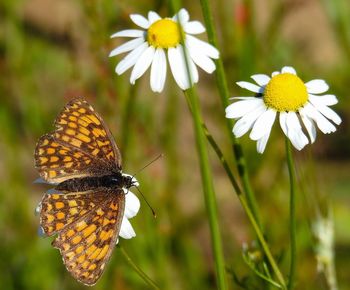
[
  {"x1": 35, "y1": 98, "x2": 122, "y2": 184},
  {"x1": 51, "y1": 191, "x2": 125, "y2": 286},
  {"x1": 35, "y1": 134, "x2": 104, "y2": 183},
  {"x1": 54, "y1": 98, "x2": 122, "y2": 167}
]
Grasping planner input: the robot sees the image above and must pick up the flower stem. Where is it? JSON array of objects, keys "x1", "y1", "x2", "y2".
[
  {"x1": 199, "y1": 0, "x2": 262, "y2": 229},
  {"x1": 184, "y1": 88, "x2": 228, "y2": 290},
  {"x1": 118, "y1": 245, "x2": 160, "y2": 290},
  {"x1": 285, "y1": 137, "x2": 297, "y2": 290},
  {"x1": 120, "y1": 83, "x2": 139, "y2": 161},
  {"x1": 169, "y1": 1, "x2": 227, "y2": 288},
  {"x1": 201, "y1": 124, "x2": 241, "y2": 194},
  {"x1": 203, "y1": 124, "x2": 287, "y2": 289}
]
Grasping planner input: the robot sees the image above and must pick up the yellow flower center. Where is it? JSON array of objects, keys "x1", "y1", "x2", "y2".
[
  {"x1": 147, "y1": 19, "x2": 182, "y2": 48},
  {"x1": 264, "y1": 73, "x2": 308, "y2": 112}
]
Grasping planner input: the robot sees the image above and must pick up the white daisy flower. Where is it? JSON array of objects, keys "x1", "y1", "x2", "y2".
[
  {"x1": 225, "y1": 66, "x2": 341, "y2": 153},
  {"x1": 118, "y1": 190, "x2": 140, "y2": 241},
  {"x1": 118, "y1": 175, "x2": 140, "y2": 242},
  {"x1": 109, "y1": 8, "x2": 219, "y2": 92}
]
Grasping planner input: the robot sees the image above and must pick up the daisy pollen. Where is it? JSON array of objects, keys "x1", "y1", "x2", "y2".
[
  {"x1": 109, "y1": 9, "x2": 219, "y2": 93},
  {"x1": 264, "y1": 73, "x2": 308, "y2": 112},
  {"x1": 147, "y1": 19, "x2": 181, "y2": 48},
  {"x1": 225, "y1": 66, "x2": 342, "y2": 153}
]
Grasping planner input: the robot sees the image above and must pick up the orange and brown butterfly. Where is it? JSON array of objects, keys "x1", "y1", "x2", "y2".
[{"x1": 34, "y1": 97, "x2": 140, "y2": 286}]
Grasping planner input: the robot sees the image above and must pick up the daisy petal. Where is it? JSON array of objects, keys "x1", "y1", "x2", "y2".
[
  {"x1": 301, "y1": 103, "x2": 336, "y2": 134},
  {"x1": 306, "y1": 80, "x2": 329, "y2": 94},
  {"x1": 111, "y1": 29, "x2": 145, "y2": 38},
  {"x1": 190, "y1": 58, "x2": 199, "y2": 83},
  {"x1": 148, "y1": 11, "x2": 161, "y2": 24},
  {"x1": 271, "y1": 71, "x2": 280, "y2": 77},
  {"x1": 309, "y1": 94, "x2": 338, "y2": 106},
  {"x1": 186, "y1": 35, "x2": 219, "y2": 59},
  {"x1": 251, "y1": 74, "x2": 270, "y2": 86},
  {"x1": 125, "y1": 192, "x2": 140, "y2": 219},
  {"x1": 182, "y1": 45, "x2": 199, "y2": 83},
  {"x1": 119, "y1": 217, "x2": 136, "y2": 239},
  {"x1": 250, "y1": 108, "x2": 276, "y2": 140},
  {"x1": 226, "y1": 98, "x2": 264, "y2": 119},
  {"x1": 116, "y1": 42, "x2": 148, "y2": 75},
  {"x1": 236, "y1": 81, "x2": 264, "y2": 93},
  {"x1": 256, "y1": 134, "x2": 270, "y2": 154},
  {"x1": 279, "y1": 112, "x2": 288, "y2": 136},
  {"x1": 310, "y1": 102, "x2": 342, "y2": 125},
  {"x1": 151, "y1": 48, "x2": 167, "y2": 92},
  {"x1": 168, "y1": 45, "x2": 197, "y2": 90},
  {"x1": 188, "y1": 46, "x2": 216, "y2": 73},
  {"x1": 232, "y1": 103, "x2": 266, "y2": 138},
  {"x1": 300, "y1": 112, "x2": 316, "y2": 143},
  {"x1": 168, "y1": 47, "x2": 188, "y2": 90},
  {"x1": 175, "y1": 8, "x2": 189, "y2": 24},
  {"x1": 286, "y1": 112, "x2": 309, "y2": 150},
  {"x1": 130, "y1": 14, "x2": 150, "y2": 29},
  {"x1": 281, "y1": 66, "x2": 297, "y2": 74},
  {"x1": 184, "y1": 21, "x2": 205, "y2": 34},
  {"x1": 130, "y1": 46, "x2": 155, "y2": 84},
  {"x1": 109, "y1": 38, "x2": 145, "y2": 57}
]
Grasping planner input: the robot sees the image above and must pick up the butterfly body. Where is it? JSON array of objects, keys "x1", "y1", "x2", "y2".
[
  {"x1": 34, "y1": 98, "x2": 140, "y2": 286},
  {"x1": 55, "y1": 173, "x2": 135, "y2": 193}
]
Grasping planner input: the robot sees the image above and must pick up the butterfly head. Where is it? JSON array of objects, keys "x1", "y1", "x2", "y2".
[{"x1": 121, "y1": 173, "x2": 139, "y2": 190}]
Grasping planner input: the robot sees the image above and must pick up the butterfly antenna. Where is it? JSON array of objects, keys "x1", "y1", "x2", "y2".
[
  {"x1": 131, "y1": 154, "x2": 162, "y2": 218},
  {"x1": 132, "y1": 154, "x2": 163, "y2": 178},
  {"x1": 134, "y1": 186, "x2": 157, "y2": 218}
]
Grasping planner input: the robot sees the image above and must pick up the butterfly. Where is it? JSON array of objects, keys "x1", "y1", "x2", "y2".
[{"x1": 34, "y1": 97, "x2": 140, "y2": 285}]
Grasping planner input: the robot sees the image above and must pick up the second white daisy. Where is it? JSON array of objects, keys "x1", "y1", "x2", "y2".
[
  {"x1": 118, "y1": 189, "x2": 140, "y2": 241},
  {"x1": 225, "y1": 66, "x2": 341, "y2": 153},
  {"x1": 109, "y1": 8, "x2": 219, "y2": 92}
]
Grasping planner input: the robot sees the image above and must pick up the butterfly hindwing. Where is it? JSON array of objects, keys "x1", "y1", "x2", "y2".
[
  {"x1": 51, "y1": 191, "x2": 125, "y2": 286},
  {"x1": 39, "y1": 190, "x2": 109, "y2": 236}
]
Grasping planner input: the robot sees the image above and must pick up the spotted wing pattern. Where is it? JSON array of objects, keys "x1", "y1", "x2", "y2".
[
  {"x1": 40, "y1": 190, "x2": 109, "y2": 236},
  {"x1": 40, "y1": 189, "x2": 125, "y2": 285},
  {"x1": 35, "y1": 98, "x2": 122, "y2": 183},
  {"x1": 35, "y1": 134, "x2": 101, "y2": 183}
]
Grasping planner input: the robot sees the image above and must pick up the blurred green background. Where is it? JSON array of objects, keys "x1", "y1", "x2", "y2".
[{"x1": 0, "y1": 0, "x2": 349, "y2": 289}]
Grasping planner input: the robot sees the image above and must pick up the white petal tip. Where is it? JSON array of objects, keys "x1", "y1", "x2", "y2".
[{"x1": 282, "y1": 66, "x2": 297, "y2": 74}]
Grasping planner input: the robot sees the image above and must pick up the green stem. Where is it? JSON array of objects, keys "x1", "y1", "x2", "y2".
[
  {"x1": 204, "y1": 125, "x2": 287, "y2": 289},
  {"x1": 120, "y1": 83, "x2": 139, "y2": 161},
  {"x1": 169, "y1": 1, "x2": 227, "y2": 288},
  {"x1": 285, "y1": 138, "x2": 297, "y2": 290},
  {"x1": 118, "y1": 245, "x2": 160, "y2": 290},
  {"x1": 240, "y1": 195, "x2": 286, "y2": 289},
  {"x1": 183, "y1": 88, "x2": 228, "y2": 290},
  {"x1": 199, "y1": 0, "x2": 262, "y2": 229},
  {"x1": 202, "y1": 124, "x2": 241, "y2": 195}
]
